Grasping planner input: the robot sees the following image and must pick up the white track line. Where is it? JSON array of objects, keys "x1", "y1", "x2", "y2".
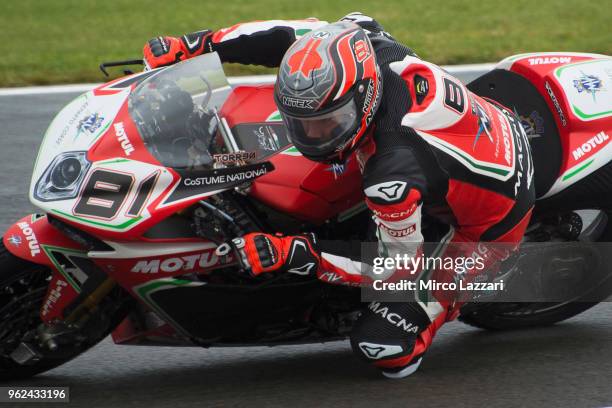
[{"x1": 0, "y1": 63, "x2": 495, "y2": 97}]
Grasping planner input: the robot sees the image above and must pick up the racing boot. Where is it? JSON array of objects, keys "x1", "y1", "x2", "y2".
[{"x1": 350, "y1": 300, "x2": 450, "y2": 379}]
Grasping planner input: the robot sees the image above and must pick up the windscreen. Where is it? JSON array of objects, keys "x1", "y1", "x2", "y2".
[{"x1": 128, "y1": 53, "x2": 233, "y2": 170}]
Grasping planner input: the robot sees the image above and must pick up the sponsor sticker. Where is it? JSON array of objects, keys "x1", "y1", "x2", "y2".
[
  {"x1": 41, "y1": 279, "x2": 68, "y2": 317},
  {"x1": 572, "y1": 131, "x2": 610, "y2": 161},
  {"x1": 213, "y1": 151, "x2": 256, "y2": 164},
  {"x1": 7, "y1": 235, "x2": 22, "y2": 246},
  {"x1": 554, "y1": 59, "x2": 612, "y2": 121},
  {"x1": 528, "y1": 56, "x2": 572, "y2": 65},
  {"x1": 517, "y1": 109, "x2": 545, "y2": 139},
  {"x1": 183, "y1": 167, "x2": 268, "y2": 187},
  {"x1": 17, "y1": 222, "x2": 40, "y2": 257},
  {"x1": 255, "y1": 125, "x2": 281, "y2": 151},
  {"x1": 131, "y1": 250, "x2": 219, "y2": 273},
  {"x1": 78, "y1": 113, "x2": 104, "y2": 134},
  {"x1": 414, "y1": 74, "x2": 429, "y2": 105},
  {"x1": 114, "y1": 122, "x2": 134, "y2": 156},
  {"x1": 573, "y1": 72, "x2": 604, "y2": 101},
  {"x1": 379, "y1": 223, "x2": 416, "y2": 238},
  {"x1": 545, "y1": 81, "x2": 568, "y2": 126}
]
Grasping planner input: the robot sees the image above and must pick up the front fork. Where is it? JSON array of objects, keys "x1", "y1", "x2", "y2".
[{"x1": 3, "y1": 214, "x2": 118, "y2": 336}]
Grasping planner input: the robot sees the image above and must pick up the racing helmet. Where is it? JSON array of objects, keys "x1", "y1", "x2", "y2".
[{"x1": 274, "y1": 22, "x2": 382, "y2": 163}]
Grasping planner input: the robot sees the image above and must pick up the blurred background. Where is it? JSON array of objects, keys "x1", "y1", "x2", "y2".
[{"x1": 1, "y1": 0, "x2": 611, "y2": 86}]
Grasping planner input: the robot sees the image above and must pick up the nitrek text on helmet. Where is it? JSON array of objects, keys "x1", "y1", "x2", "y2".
[
  {"x1": 363, "y1": 80, "x2": 375, "y2": 114},
  {"x1": 183, "y1": 167, "x2": 268, "y2": 186},
  {"x1": 281, "y1": 96, "x2": 315, "y2": 109}
]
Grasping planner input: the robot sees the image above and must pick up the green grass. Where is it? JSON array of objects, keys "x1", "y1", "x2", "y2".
[{"x1": 1, "y1": 0, "x2": 610, "y2": 86}]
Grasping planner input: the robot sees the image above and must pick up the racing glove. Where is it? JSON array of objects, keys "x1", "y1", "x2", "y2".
[
  {"x1": 218, "y1": 233, "x2": 320, "y2": 276},
  {"x1": 143, "y1": 30, "x2": 213, "y2": 69}
]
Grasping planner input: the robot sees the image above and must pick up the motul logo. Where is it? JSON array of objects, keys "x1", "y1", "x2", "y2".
[
  {"x1": 131, "y1": 250, "x2": 218, "y2": 273},
  {"x1": 369, "y1": 301, "x2": 419, "y2": 333},
  {"x1": 572, "y1": 131, "x2": 609, "y2": 160},
  {"x1": 114, "y1": 122, "x2": 134, "y2": 156},
  {"x1": 379, "y1": 223, "x2": 416, "y2": 237},
  {"x1": 497, "y1": 112, "x2": 513, "y2": 166},
  {"x1": 528, "y1": 56, "x2": 571, "y2": 65},
  {"x1": 17, "y1": 222, "x2": 40, "y2": 256}
]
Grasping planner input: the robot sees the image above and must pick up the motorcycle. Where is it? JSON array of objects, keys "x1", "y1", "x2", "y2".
[{"x1": 1, "y1": 51, "x2": 612, "y2": 380}]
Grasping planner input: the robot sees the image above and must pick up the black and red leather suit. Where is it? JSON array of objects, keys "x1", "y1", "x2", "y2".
[{"x1": 145, "y1": 12, "x2": 535, "y2": 377}]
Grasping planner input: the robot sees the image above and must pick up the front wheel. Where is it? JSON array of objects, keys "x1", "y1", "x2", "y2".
[{"x1": 0, "y1": 240, "x2": 127, "y2": 380}]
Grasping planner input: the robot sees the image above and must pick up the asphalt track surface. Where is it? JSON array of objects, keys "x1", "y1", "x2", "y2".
[{"x1": 0, "y1": 76, "x2": 611, "y2": 408}]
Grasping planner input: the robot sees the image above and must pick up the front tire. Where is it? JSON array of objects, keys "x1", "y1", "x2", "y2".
[{"x1": 0, "y1": 240, "x2": 126, "y2": 380}]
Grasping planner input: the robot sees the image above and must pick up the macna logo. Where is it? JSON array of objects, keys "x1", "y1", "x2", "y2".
[
  {"x1": 368, "y1": 301, "x2": 420, "y2": 334},
  {"x1": 572, "y1": 131, "x2": 610, "y2": 161},
  {"x1": 131, "y1": 250, "x2": 219, "y2": 273},
  {"x1": 358, "y1": 342, "x2": 404, "y2": 360}
]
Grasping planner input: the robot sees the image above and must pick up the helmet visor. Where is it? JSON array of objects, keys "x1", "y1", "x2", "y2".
[{"x1": 280, "y1": 98, "x2": 359, "y2": 160}]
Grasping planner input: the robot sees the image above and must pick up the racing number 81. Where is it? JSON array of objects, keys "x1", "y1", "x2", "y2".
[{"x1": 73, "y1": 169, "x2": 157, "y2": 220}]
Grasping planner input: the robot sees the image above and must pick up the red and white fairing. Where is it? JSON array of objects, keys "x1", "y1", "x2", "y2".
[
  {"x1": 7, "y1": 54, "x2": 366, "y2": 324},
  {"x1": 497, "y1": 52, "x2": 612, "y2": 198}
]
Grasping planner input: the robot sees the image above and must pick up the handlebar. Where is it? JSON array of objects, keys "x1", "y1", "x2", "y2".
[{"x1": 99, "y1": 59, "x2": 145, "y2": 77}]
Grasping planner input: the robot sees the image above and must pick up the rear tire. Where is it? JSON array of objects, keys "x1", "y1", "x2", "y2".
[
  {"x1": 458, "y1": 302, "x2": 600, "y2": 330},
  {"x1": 460, "y1": 214, "x2": 612, "y2": 330}
]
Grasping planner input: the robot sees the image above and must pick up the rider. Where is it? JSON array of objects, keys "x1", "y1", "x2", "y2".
[{"x1": 143, "y1": 12, "x2": 535, "y2": 378}]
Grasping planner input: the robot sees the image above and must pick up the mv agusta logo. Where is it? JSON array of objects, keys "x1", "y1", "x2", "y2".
[
  {"x1": 573, "y1": 71, "x2": 604, "y2": 101},
  {"x1": 472, "y1": 100, "x2": 494, "y2": 149},
  {"x1": 77, "y1": 112, "x2": 104, "y2": 134},
  {"x1": 131, "y1": 250, "x2": 219, "y2": 273},
  {"x1": 183, "y1": 167, "x2": 268, "y2": 186}
]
